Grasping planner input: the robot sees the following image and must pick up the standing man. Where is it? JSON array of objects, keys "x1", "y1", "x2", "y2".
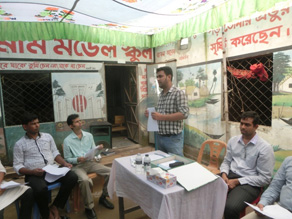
[
  {"x1": 13, "y1": 112, "x2": 78, "y2": 219},
  {"x1": 145, "y1": 66, "x2": 189, "y2": 156},
  {"x1": 63, "y1": 114, "x2": 114, "y2": 219},
  {"x1": 220, "y1": 111, "x2": 275, "y2": 219},
  {"x1": 242, "y1": 156, "x2": 292, "y2": 219},
  {"x1": 0, "y1": 159, "x2": 34, "y2": 219}
]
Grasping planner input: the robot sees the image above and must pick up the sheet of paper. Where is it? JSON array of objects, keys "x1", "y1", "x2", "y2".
[
  {"x1": 84, "y1": 146, "x2": 100, "y2": 160},
  {"x1": 147, "y1": 107, "x2": 159, "y2": 132},
  {"x1": 43, "y1": 164, "x2": 70, "y2": 183},
  {"x1": 245, "y1": 202, "x2": 292, "y2": 219},
  {"x1": 168, "y1": 162, "x2": 218, "y2": 192},
  {"x1": 0, "y1": 181, "x2": 20, "y2": 189},
  {"x1": 158, "y1": 160, "x2": 178, "y2": 170}
]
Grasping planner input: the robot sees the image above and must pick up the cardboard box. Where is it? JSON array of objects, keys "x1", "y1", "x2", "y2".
[
  {"x1": 151, "y1": 154, "x2": 194, "y2": 171},
  {"x1": 146, "y1": 172, "x2": 177, "y2": 189}
]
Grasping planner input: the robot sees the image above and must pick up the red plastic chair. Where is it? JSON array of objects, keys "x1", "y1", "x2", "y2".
[{"x1": 197, "y1": 139, "x2": 227, "y2": 174}]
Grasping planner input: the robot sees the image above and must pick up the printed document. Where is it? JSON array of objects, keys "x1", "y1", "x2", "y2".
[
  {"x1": 43, "y1": 164, "x2": 70, "y2": 183},
  {"x1": 84, "y1": 145, "x2": 101, "y2": 160},
  {"x1": 147, "y1": 107, "x2": 159, "y2": 131},
  {"x1": 245, "y1": 202, "x2": 292, "y2": 219},
  {"x1": 0, "y1": 181, "x2": 20, "y2": 189},
  {"x1": 168, "y1": 162, "x2": 218, "y2": 191}
]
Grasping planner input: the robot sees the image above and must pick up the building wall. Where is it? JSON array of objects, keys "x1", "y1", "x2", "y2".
[
  {"x1": 155, "y1": 4, "x2": 292, "y2": 171},
  {"x1": 0, "y1": 43, "x2": 153, "y2": 163}
]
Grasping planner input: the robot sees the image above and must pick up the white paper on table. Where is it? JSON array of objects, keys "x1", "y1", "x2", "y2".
[
  {"x1": 147, "y1": 107, "x2": 159, "y2": 132},
  {"x1": 84, "y1": 145, "x2": 101, "y2": 160},
  {"x1": 158, "y1": 160, "x2": 178, "y2": 170},
  {"x1": 245, "y1": 202, "x2": 292, "y2": 219},
  {"x1": 43, "y1": 164, "x2": 70, "y2": 183},
  {"x1": 168, "y1": 162, "x2": 218, "y2": 192},
  {"x1": 0, "y1": 181, "x2": 20, "y2": 189}
]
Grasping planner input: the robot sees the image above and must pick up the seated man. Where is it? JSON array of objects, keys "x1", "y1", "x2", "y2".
[
  {"x1": 13, "y1": 112, "x2": 78, "y2": 219},
  {"x1": 0, "y1": 159, "x2": 33, "y2": 219},
  {"x1": 63, "y1": 114, "x2": 114, "y2": 219},
  {"x1": 243, "y1": 156, "x2": 292, "y2": 219},
  {"x1": 220, "y1": 111, "x2": 275, "y2": 219}
]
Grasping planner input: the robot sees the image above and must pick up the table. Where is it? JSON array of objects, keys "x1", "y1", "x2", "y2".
[{"x1": 107, "y1": 151, "x2": 228, "y2": 219}]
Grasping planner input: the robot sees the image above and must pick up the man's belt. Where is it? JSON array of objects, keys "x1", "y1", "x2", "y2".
[{"x1": 158, "y1": 134, "x2": 174, "y2": 137}]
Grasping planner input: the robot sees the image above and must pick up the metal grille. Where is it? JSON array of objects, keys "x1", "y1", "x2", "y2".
[
  {"x1": 227, "y1": 54, "x2": 273, "y2": 126},
  {"x1": 1, "y1": 73, "x2": 54, "y2": 126}
]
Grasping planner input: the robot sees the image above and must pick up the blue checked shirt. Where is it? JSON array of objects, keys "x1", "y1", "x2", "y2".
[{"x1": 156, "y1": 85, "x2": 189, "y2": 135}]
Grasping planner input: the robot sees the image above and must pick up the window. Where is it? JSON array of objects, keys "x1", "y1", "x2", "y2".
[
  {"x1": 226, "y1": 54, "x2": 273, "y2": 126},
  {"x1": 1, "y1": 73, "x2": 54, "y2": 126}
]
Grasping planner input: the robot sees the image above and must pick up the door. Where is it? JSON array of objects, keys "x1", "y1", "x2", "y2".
[{"x1": 124, "y1": 66, "x2": 139, "y2": 143}]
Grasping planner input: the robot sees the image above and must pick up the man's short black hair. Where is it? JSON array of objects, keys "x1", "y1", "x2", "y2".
[
  {"x1": 67, "y1": 114, "x2": 79, "y2": 126},
  {"x1": 21, "y1": 112, "x2": 38, "y2": 125},
  {"x1": 241, "y1": 111, "x2": 260, "y2": 126},
  {"x1": 156, "y1": 66, "x2": 173, "y2": 81}
]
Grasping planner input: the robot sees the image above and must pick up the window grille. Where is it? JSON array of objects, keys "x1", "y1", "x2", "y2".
[
  {"x1": 227, "y1": 54, "x2": 273, "y2": 126},
  {"x1": 1, "y1": 73, "x2": 54, "y2": 126}
]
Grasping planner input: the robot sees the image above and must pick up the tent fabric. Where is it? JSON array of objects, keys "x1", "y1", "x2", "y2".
[{"x1": 0, "y1": 0, "x2": 291, "y2": 48}]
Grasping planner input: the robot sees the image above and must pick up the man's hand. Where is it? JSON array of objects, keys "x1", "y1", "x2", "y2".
[
  {"x1": 77, "y1": 157, "x2": 86, "y2": 163},
  {"x1": 98, "y1": 144, "x2": 104, "y2": 150},
  {"x1": 62, "y1": 162, "x2": 72, "y2": 169},
  {"x1": 33, "y1": 168, "x2": 45, "y2": 176},
  {"x1": 144, "y1": 109, "x2": 149, "y2": 118},
  {"x1": 228, "y1": 179, "x2": 239, "y2": 189},
  {"x1": 221, "y1": 172, "x2": 229, "y2": 184},
  {"x1": 0, "y1": 188, "x2": 5, "y2": 196},
  {"x1": 151, "y1": 112, "x2": 164, "y2": 121},
  {"x1": 255, "y1": 203, "x2": 265, "y2": 216}
]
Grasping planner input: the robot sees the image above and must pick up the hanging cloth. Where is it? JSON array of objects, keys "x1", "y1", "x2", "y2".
[
  {"x1": 250, "y1": 63, "x2": 269, "y2": 82},
  {"x1": 227, "y1": 63, "x2": 268, "y2": 82}
]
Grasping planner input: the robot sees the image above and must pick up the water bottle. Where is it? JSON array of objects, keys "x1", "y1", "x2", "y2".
[
  {"x1": 144, "y1": 154, "x2": 151, "y2": 174},
  {"x1": 135, "y1": 153, "x2": 143, "y2": 174}
]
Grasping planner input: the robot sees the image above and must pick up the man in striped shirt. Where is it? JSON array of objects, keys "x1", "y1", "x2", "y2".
[{"x1": 145, "y1": 66, "x2": 189, "y2": 156}]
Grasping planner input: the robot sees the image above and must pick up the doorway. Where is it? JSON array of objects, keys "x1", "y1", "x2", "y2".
[{"x1": 105, "y1": 65, "x2": 139, "y2": 145}]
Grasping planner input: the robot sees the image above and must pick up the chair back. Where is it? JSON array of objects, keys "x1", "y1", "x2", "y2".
[
  {"x1": 114, "y1": 115, "x2": 125, "y2": 126},
  {"x1": 197, "y1": 139, "x2": 227, "y2": 169}
]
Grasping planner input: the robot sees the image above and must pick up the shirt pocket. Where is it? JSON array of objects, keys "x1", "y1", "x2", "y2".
[{"x1": 245, "y1": 154, "x2": 258, "y2": 169}]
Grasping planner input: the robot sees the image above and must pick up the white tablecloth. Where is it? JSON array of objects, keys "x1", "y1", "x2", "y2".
[{"x1": 108, "y1": 151, "x2": 228, "y2": 219}]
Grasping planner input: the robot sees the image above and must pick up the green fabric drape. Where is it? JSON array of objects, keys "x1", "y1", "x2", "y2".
[{"x1": 0, "y1": 0, "x2": 290, "y2": 48}]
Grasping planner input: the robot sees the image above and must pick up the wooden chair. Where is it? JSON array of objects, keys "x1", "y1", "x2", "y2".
[
  {"x1": 197, "y1": 139, "x2": 227, "y2": 174},
  {"x1": 112, "y1": 115, "x2": 127, "y2": 133},
  {"x1": 61, "y1": 144, "x2": 98, "y2": 212}
]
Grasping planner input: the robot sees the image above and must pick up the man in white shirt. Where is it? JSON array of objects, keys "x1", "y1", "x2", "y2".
[
  {"x1": 13, "y1": 112, "x2": 78, "y2": 219},
  {"x1": 220, "y1": 111, "x2": 275, "y2": 219}
]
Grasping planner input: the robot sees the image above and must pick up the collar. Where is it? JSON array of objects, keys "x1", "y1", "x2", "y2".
[
  {"x1": 25, "y1": 132, "x2": 41, "y2": 139},
  {"x1": 238, "y1": 133, "x2": 258, "y2": 145},
  {"x1": 160, "y1": 85, "x2": 175, "y2": 95},
  {"x1": 71, "y1": 130, "x2": 88, "y2": 139}
]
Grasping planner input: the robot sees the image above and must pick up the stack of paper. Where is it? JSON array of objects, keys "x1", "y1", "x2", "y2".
[
  {"x1": 245, "y1": 202, "x2": 292, "y2": 219},
  {"x1": 84, "y1": 146, "x2": 100, "y2": 160},
  {"x1": 43, "y1": 164, "x2": 70, "y2": 183},
  {"x1": 168, "y1": 162, "x2": 218, "y2": 191},
  {"x1": 0, "y1": 181, "x2": 21, "y2": 189}
]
